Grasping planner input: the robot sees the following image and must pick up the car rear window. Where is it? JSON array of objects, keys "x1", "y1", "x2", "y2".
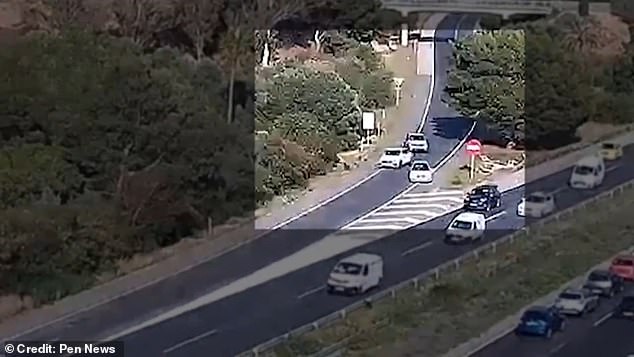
[
  {"x1": 412, "y1": 162, "x2": 430, "y2": 171},
  {"x1": 385, "y1": 150, "x2": 400, "y2": 156},
  {"x1": 409, "y1": 134, "x2": 425, "y2": 141},
  {"x1": 613, "y1": 259, "x2": 634, "y2": 266},
  {"x1": 602, "y1": 143, "x2": 615, "y2": 149},
  {"x1": 559, "y1": 292, "x2": 582, "y2": 300},
  {"x1": 588, "y1": 272, "x2": 609, "y2": 281}
]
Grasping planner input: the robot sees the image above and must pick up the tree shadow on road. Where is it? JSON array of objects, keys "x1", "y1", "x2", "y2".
[{"x1": 429, "y1": 116, "x2": 474, "y2": 140}]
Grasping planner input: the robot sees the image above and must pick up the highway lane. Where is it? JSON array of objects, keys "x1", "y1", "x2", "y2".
[
  {"x1": 9, "y1": 14, "x2": 476, "y2": 343},
  {"x1": 471, "y1": 285, "x2": 634, "y2": 357},
  {"x1": 117, "y1": 144, "x2": 634, "y2": 356}
]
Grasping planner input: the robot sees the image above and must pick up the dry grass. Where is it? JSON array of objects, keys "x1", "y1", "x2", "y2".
[{"x1": 272, "y1": 184, "x2": 634, "y2": 357}]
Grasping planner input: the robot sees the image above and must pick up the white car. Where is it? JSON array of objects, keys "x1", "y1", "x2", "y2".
[
  {"x1": 445, "y1": 212, "x2": 486, "y2": 243},
  {"x1": 327, "y1": 253, "x2": 383, "y2": 295},
  {"x1": 517, "y1": 192, "x2": 556, "y2": 217},
  {"x1": 408, "y1": 160, "x2": 433, "y2": 183},
  {"x1": 379, "y1": 147, "x2": 413, "y2": 169},
  {"x1": 554, "y1": 288, "x2": 599, "y2": 316},
  {"x1": 405, "y1": 132, "x2": 429, "y2": 153},
  {"x1": 569, "y1": 156, "x2": 605, "y2": 189}
]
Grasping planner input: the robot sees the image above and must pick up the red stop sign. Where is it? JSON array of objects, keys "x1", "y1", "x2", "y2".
[{"x1": 465, "y1": 139, "x2": 482, "y2": 156}]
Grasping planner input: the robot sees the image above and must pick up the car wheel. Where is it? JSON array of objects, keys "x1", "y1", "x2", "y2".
[
  {"x1": 545, "y1": 328, "x2": 553, "y2": 339},
  {"x1": 609, "y1": 289, "x2": 615, "y2": 298},
  {"x1": 398, "y1": 161, "x2": 402, "y2": 169},
  {"x1": 560, "y1": 320, "x2": 566, "y2": 331}
]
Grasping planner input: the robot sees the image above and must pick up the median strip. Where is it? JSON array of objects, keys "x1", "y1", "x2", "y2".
[{"x1": 268, "y1": 181, "x2": 634, "y2": 357}]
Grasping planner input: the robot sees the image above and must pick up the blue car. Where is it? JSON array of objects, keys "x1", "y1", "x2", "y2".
[{"x1": 515, "y1": 306, "x2": 565, "y2": 338}]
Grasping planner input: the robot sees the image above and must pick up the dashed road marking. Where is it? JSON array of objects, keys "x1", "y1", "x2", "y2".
[
  {"x1": 402, "y1": 241, "x2": 434, "y2": 256},
  {"x1": 163, "y1": 329, "x2": 219, "y2": 354},
  {"x1": 297, "y1": 286, "x2": 325, "y2": 299}
]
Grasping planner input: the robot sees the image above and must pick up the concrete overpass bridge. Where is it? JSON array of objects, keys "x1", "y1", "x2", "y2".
[
  {"x1": 382, "y1": 0, "x2": 611, "y2": 19},
  {"x1": 385, "y1": 0, "x2": 612, "y2": 46}
]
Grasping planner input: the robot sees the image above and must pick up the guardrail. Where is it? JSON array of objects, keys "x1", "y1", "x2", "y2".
[{"x1": 238, "y1": 179, "x2": 634, "y2": 357}]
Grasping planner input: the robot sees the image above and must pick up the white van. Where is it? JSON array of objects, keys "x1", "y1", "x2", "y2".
[
  {"x1": 569, "y1": 156, "x2": 605, "y2": 189},
  {"x1": 327, "y1": 253, "x2": 383, "y2": 295},
  {"x1": 445, "y1": 212, "x2": 486, "y2": 243}
]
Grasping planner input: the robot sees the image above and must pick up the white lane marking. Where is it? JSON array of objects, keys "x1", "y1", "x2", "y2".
[
  {"x1": 485, "y1": 211, "x2": 507, "y2": 222},
  {"x1": 345, "y1": 225, "x2": 406, "y2": 230},
  {"x1": 404, "y1": 191, "x2": 464, "y2": 197},
  {"x1": 373, "y1": 209, "x2": 443, "y2": 216},
  {"x1": 163, "y1": 329, "x2": 219, "y2": 354},
  {"x1": 340, "y1": 184, "x2": 420, "y2": 229},
  {"x1": 395, "y1": 197, "x2": 463, "y2": 204},
  {"x1": 549, "y1": 187, "x2": 567, "y2": 195},
  {"x1": 297, "y1": 286, "x2": 325, "y2": 299},
  {"x1": 380, "y1": 203, "x2": 458, "y2": 210},
  {"x1": 402, "y1": 241, "x2": 434, "y2": 256},
  {"x1": 359, "y1": 217, "x2": 421, "y2": 224},
  {"x1": 549, "y1": 342, "x2": 567, "y2": 355},
  {"x1": 454, "y1": 15, "x2": 467, "y2": 40},
  {"x1": 593, "y1": 312, "x2": 612, "y2": 326},
  {"x1": 607, "y1": 164, "x2": 621, "y2": 173}
]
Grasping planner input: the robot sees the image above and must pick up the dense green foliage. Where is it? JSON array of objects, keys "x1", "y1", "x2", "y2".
[
  {"x1": 0, "y1": 0, "x2": 395, "y2": 306},
  {"x1": 255, "y1": 41, "x2": 394, "y2": 201},
  {"x1": 445, "y1": 13, "x2": 634, "y2": 150},
  {"x1": 0, "y1": 30, "x2": 255, "y2": 302}
]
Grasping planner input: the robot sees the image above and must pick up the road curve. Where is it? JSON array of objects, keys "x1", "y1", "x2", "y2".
[
  {"x1": 113, "y1": 145, "x2": 634, "y2": 355},
  {"x1": 7, "y1": 14, "x2": 477, "y2": 343},
  {"x1": 471, "y1": 284, "x2": 634, "y2": 357}
]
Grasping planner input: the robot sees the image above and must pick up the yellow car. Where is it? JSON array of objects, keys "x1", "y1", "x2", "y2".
[{"x1": 599, "y1": 141, "x2": 623, "y2": 160}]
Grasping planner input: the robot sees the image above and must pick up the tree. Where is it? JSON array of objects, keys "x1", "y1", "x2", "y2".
[
  {"x1": 579, "y1": 0, "x2": 589, "y2": 17},
  {"x1": 445, "y1": 26, "x2": 598, "y2": 149},
  {"x1": 173, "y1": 0, "x2": 225, "y2": 61},
  {"x1": 262, "y1": 65, "x2": 360, "y2": 150},
  {"x1": 110, "y1": 0, "x2": 176, "y2": 48},
  {"x1": 444, "y1": 30, "x2": 525, "y2": 130},
  {"x1": 43, "y1": 0, "x2": 87, "y2": 32},
  {"x1": 251, "y1": 0, "x2": 308, "y2": 66}
]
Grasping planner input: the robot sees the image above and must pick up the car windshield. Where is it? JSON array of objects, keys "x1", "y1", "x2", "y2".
[
  {"x1": 332, "y1": 262, "x2": 363, "y2": 275},
  {"x1": 559, "y1": 292, "x2": 582, "y2": 300},
  {"x1": 574, "y1": 165, "x2": 594, "y2": 175},
  {"x1": 522, "y1": 310, "x2": 547, "y2": 321},
  {"x1": 409, "y1": 134, "x2": 425, "y2": 141},
  {"x1": 602, "y1": 143, "x2": 615, "y2": 149},
  {"x1": 385, "y1": 150, "x2": 400, "y2": 156},
  {"x1": 526, "y1": 195, "x2": 546, "y2": 203},
  {"x1": 451, "y1": 220, "x2": 474, "y2": 230},
  {"x1": 412, "y1": 162, "x2": 430, "y2": 171},
  {"x1": 613, "y1": 259, "x2": 634, "y2": 266},
  {"x1": 588, "y1": 272, "x2": 609, "y2": 281}
]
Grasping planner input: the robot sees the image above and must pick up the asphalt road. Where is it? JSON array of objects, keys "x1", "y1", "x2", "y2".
[
  {"x1": 114, "y1": 143, "x2": 634, "y2": 355},
  {"x1": 8, "y1": 14, "x2": 478, "y2": 343},
  {"x1": 472, "y1": 284, "x2": 634, "y2": 357}
]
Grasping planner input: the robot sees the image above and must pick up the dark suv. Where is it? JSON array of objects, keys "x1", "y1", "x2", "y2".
[{"x1": 464, "y1": 185, "x2": 502, "y2": 212}]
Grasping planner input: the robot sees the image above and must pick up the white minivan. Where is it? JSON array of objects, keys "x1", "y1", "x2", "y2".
[
  {"x1": 445, "y1": 212, "x2": 486, "y2": 243},
  {"x1": 327, "y1": 253, "x2": 383, "y2": 295},
  {"x1": 569, "y1": 156, "x2": 605, "y2": 189}
]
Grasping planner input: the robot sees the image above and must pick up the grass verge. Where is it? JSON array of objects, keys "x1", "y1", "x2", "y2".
[{"x1": 271, "y1": 182, "x2": 634, "y2": 357}]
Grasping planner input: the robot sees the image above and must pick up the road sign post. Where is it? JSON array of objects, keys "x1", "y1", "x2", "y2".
[{"x1": 465, "y1": 139, "x2": 482, "y2": 181}]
